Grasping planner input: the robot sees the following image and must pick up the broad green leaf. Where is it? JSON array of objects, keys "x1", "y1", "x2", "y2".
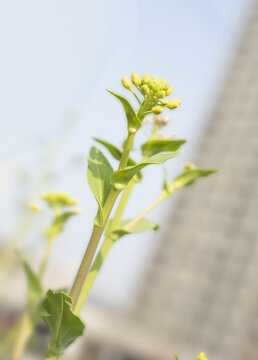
[
  {"x1": 20, "y1": 257, "x2": 42, "y2": 303},
  {"x1": 93, "y1": 137, "x2": 142, "y2": 181},
  {"x1": 141, "y1": 139, "x2": 186, "y2": 158},
  {"x1": 111, "y1": 152, "x2": 179, "y2": 190},
  {"x1": 87, "y1": 146, "x2": 114, "y2": 226},
  {"x1": 43, "y1": 290, "x2": 85, "y2": 358},
  {"x1": 173, "y1": 168, "x2": 217, "y2": 190},
  {"x1": 107, "y1": 90, "x2": 141, "y2": 133},
  {"x1": 108, "y1": 218, "x2": 159, "y2": 241},
  {"x1": 47, "y1": 210, "x2": 79, "y2": 239}
]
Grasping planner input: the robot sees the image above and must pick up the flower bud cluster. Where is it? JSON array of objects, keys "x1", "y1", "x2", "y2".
[
  {"x1": 41, "y1": 191, "x2": 78, "y2": 208},
  {"x1": 121, "y1": 72, "x2": 182, "y2": 116}
]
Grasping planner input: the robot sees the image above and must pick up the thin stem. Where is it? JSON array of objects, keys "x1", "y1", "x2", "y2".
[
  {"x1": 70, "y1": 132, "x2": 135, "y2": 312},
  {"x1": 38, "y1": 236, "x2": 55, "y2": 279},
  {"x1": 11, "y1": 312, "x2": 32, "y2": 360}
]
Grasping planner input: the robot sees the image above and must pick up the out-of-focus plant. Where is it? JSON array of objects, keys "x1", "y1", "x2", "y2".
[
  {"x1": 7, "y1": 73, "x2": 217, "y2": 359},
  {"x1": 10, "y1": 191, "x2": 80, "y2": 360}
]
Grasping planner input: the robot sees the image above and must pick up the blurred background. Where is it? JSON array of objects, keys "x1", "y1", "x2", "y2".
[{"x1": 1, "y1": 0, "x2": 258, "y2": 359}]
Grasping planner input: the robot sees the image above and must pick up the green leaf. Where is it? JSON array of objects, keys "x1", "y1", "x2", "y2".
[
  {"x1": 111, "y1": 152, "x2": 179, "y2": 190},
  {"x1": 93, "y1": 138, "x2": 142, "y2": 181},
  {"x1": 173, "y1": 168, "x2": 217, "y2": 190},
  {"x1": 87, "y1": 146, "x2": 114, "y2": 226},
  {"x1": 108, "y1": 218, "x2": 159, "y2": 241},
  {"x1": 48, "y1": 210, "x2": 79, "y2": 239},
  {"x1": 141, "y1": 139, "x2": 186, "y2": 158},
  {"x1": 20, "y1": 257, "x2": 42, "y2": 304},
  {"x1": 107, "y1": 90, "x2": 141, "y2": 133},
  {"x1": 175, "y1": 355, "x2": 180, "y2": 360},
  {"x1": 43, "y1": 290, "x2": 85, "y2": 358}
]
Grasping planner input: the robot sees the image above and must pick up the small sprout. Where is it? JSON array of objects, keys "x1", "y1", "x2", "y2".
[
  {"x1": 152, "y1": 105, "x2": 163, "y2": 114},
  {"x1": 29, "y1": 202, "x2": 40, "y2": 212},
  {"x1": 121, "y1": 76, "x2": 132, "y2": 90},
  {"x1": 142, "y1": 73, "x2": 150, "y2": 84},
  {"x1": 184, "y1": 162, "x2": 196, "y2": 171},
  {"x1": 166, "y1": 86, "x2": 174, "y2": 96},
  {"x1": 141, "y1": 84, "x2": 150, "y2": 95},
  {"x1": 154, "y1": 115, "x2": 170, "y2": 127},
  {"x1": 131, "y1": 72, "x2": 141, "y2": 86},
  {"x1": 166, "y1": 99, "x2": 182, "y2": 109},
  {"x1": 197, "y1": 352, "x2": 208, "y2": 360}
]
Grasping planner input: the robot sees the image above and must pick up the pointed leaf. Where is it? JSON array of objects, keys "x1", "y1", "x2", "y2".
[
  {"x1": 43, "y1": 290, "x2": 85, "y2": 358},
  {"x1": 141, "y1": 139, "x2": 186, "y2": 158},
  {"x1": 107, "y1": 90, "x2": 141, "y2": 133},
  {"x1": 87, "y1": 146, "x2": 114, "y2": 226},
  {"x1": 173, "y1": 168, "x2": 217, "y2": 190},
  {"x1": 109, "y1": 218, "x2": 159, "y2": 241},
  {"x1": 93, "y1": 138, "x2": 142, "y2": 181},
  {"x1": 111, "y1": 152, "x2": 179, "y2": 190},
  {"x1": 20, "y1": 257, "x2": 42, "y2": 303}
]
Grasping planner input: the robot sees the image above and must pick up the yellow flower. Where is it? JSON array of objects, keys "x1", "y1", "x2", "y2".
[
  {"x1": 29, "y1": 202, "x2": 40, "y2": 212},
  {"x1": 121, "y1": 76, "x2": 132, "y2": 89}
]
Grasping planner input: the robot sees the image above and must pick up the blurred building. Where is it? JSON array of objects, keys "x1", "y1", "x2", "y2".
[{"x1": 73, "y1": 2, "x2": 258, "y2": 360}]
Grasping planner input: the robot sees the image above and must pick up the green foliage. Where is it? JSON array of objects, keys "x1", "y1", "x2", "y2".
[
  {"x1": 175, "y1": 355, "x2": 180, "y2": 360},
  {"x1": 87, "y1": 146, "x2": 114, "y2": 226},
  {"x1": 107, "y1": 90, "x2": 141, "y2": 133},
  {"x1": 141, "y1": 138, "x2": 186, "y2": 158},
  {"x1": 93, "y1": 137, "x2": 142, "y2": 181},
  {"x1": 43, "y1": 290, "x2": 85, "y2": 358},
  {"x1": 173, "y1": 168, "x2": 217, "y2": 190},
  {"x1": 20, "y1": 257, "x2": 42, "y2": 304},
  {"x1": 111, "y1": 152, "x2": 179, "y2": 190},
  {"x1": 107, "y1": 218, "x2": 159, "y2": 241}
]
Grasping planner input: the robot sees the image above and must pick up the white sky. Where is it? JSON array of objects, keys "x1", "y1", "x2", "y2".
[{"x1": 0, "y1": 0, "x2": 251, "y2": 309}]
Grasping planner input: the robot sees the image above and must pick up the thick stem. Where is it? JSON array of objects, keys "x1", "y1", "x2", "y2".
[{"x1": 70, "y1": 132, "x2": 135, "y2": 311}]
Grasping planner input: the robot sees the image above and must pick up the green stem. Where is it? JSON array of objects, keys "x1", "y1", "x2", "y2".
[
  {"x1": 11, "y1": 312, "x2": 33, "y2": 360},
  {"x1": 76, "y1": 190, "x2": 172, "y2": 311},
  {"x1": 38, "y1": 236, "x2": 55, "y2": 279},
  {"x1": 70, "y1": 132, "x2": 135, "y2": 312},
  {"x1": 74, "y1": 179, "x2": 136, "y2": 313}
]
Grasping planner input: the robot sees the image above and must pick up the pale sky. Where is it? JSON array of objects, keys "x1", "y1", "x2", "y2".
[{"x1": 0, "y1": 0, "x2": 251, "y2": 309}]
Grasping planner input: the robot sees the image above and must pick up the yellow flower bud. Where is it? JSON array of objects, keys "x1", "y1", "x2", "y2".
[
  {"x1": 141, "y1": 84, "x2": 150, "y2": 95},
  {"x1": 152, "y1": 105, "x2": 163, "y2": 114},
  {"x1": 160, "y1": 99, "x2": 168, "y2": 105},
  {"x1": 166, "y1": 99, "x2": 182, "y2": 109},
  {"x1": 122, "y1": 76, "x2": 132, "y2": 89},
  {"x1": 197, "y1": 352, "x2": 208, "y2": 360},
  {"x1": 29, "y1": 202, "x2": 40, "y2": 212},
  {"x1": 142, "y1": 73, "x2": 150, "y2": 84},
  {"x1": 184, "y1": 162, "x2": 196, "y2": 171},
  {"x1": 131, "y1": 72, "x2": 141, "y2": 86},
  {"x1": 157, "y1": 90, "x2": 166, "y2": 98},
  {"x1": 166, "y1": 86, "x2": 174, "y2": 96}
]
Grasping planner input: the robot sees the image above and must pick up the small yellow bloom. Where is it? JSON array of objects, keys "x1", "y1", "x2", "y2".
[
  {"x1": 197, "y1": 352, "x2": 208, "y2": 360},
  {"x1": 29, "y1": 202, "x2": 40, "y2": 212},
  {"x1": 166, "y1": 86, "x2": 174, "y2": 96},
  {"x1": 166, "y1": 99, "x2": 182, "y2": 109},
  {"x1": 131, "y1": 72, "x2": 141, "y2": 86},
  {"x1": 122, "y1": 76, "x2": 132, "y2": 89},
  {"x1": 142, "y1": 73, "x2": 150, "y2": 84},
  {"x1": 141, "y1": 84, "x2": 150, "y2": 95},
  {"x1": 152, "y1": 105, "x2": 163, "y2": 114}
]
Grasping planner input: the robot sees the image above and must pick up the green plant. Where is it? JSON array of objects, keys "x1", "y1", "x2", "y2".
[{"x1": 10, "y1": 73, "x2": 217, "y2": 359}]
